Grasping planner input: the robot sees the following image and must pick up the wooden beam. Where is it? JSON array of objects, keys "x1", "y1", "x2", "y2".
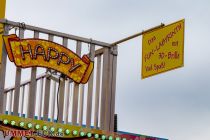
[{"x1": 0, "y1": 19, "x2": 111, "y2": 48}]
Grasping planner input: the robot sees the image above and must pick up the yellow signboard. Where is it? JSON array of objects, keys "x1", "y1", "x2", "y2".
[
  {"x1": 0, "y1": 0, "x2": 7, "y2": 63},
  {"x1": 3, "y1": 34, "x2": 94, "y2": 84},
  {"x1": 142, "y1": 19, "x2": 185, "y2": 78}
]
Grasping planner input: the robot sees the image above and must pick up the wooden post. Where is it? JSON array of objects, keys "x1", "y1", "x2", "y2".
[
  {"x1": 8, "y1": 90, "x2": 13, "y2": 115},
  {"x1": 43, "y1": 35, "x2": 53, "y2": 121},
  {"x1": 0, "y1": 0, "x2": 6, "y2": 64},
  {"x1": 3, "y1": 92, "x2": 7, "y2": 114},
  {"x1": 78, "y1": 84, "x2": 85, "y2": 126},
  {"x1": 94, "y1": 55, "x2": 102, "y2": 128},
  {"x1": 109, "y1": 46, "x2": 118, "y2": 131},
  {"x1": 104, "y1": 49, "x2": 113, "y2": 131},
  {"x1": 64, "y1": 80, "x2": 70, "y2": 124},
  {"x1": 72, "y1": 41, "x2": 82, "y2": 125},
  {"x1": 57, "y1": 78, "x2": 65, "y2": 123},
  {"x1": 57, "y1": 38, "x2": 68, "y2": 123},
  {"x1": 100, "y1": 48, "x2": 109, "y2": 129},
  {"x1": 21, "y1": 86, "x2": 25, "y2": 116},
  {"x1": 38, "y1": 78, "x2": 44, "y2": 119},
  {"x1": 13, "y1": 29, "x2": 24, "y2": 116},
  {"x1": 86, "y1": 44, "x2": 95, "y2": 128},
  {"x1": 0, "y1": 24, "x2": 8, "y2": 114},
  {"x1": 100, "y1": 46, "x2": 118, "y2": 131},
  {"x1": 27, "y1": 31, "x2": 39, "y2": 119},
  {"x1": 51, "y1": 80, "x2": 57, "y2": 121}
]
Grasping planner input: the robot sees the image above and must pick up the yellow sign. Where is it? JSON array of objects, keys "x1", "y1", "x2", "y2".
[
  {"x1": 142, "y1": 19, "x2": 185, "y2": 78},
  {"x1": 0, "y1": 0, "x2": 7, "y2": 63},
  {"x1": 3, "y1": 34, "x2": 94, "y2": 84}
]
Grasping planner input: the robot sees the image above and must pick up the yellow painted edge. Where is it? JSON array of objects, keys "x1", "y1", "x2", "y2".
[
  {"x1": 0, "y1": 114, "x2": 118, "y2": 139},
  {"x1": 81, "y1": 61, "x2": 94, "y2": 84}
]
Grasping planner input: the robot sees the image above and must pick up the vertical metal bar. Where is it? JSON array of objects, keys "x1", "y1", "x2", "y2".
[
  {"x1": 109, "y1": 46, "x2": 118, "y2": 131},
  {"x1": 100, "y1": 48, "x2": 109, "y2": 129},
  {"x1": 21, "y1": 85, "x2": 25, "y2": 116},
  {"x1": 13, "y1": 28, "x2": 24, "y2": 116},
  {"x1": 43, "y1": 35, "x2": 53, "y2": 121},
  {"x1": 51, "y1": 80, "x2": 57, "y2": 122},
  {"x1": 78, "y1": 84, "x2": 85, "y2": 126},
  {"x1": 57, "y1": 37, "x2": 68, "y2": 123},
  {"x1": 86, "y1": 44, "x2": 95, "y2": 128},
  {"x1": 94, "y1": 55, "x2": 102, "y2": 128},
  {"x1": 64, "y1": 80, "x2": 70, "y2": 124},
  {"x1": 72, "y1": 41, "x2": 82, "y2": 125},
  {"x1": 38, "y1": 78, "x2": 44, "y2": 120},
  {"x1": 28, "y1": 31, "x2": 39, "y2": 119},
  {"x1": 0, "y1": 24, "x2": 9, "y2": 114}
]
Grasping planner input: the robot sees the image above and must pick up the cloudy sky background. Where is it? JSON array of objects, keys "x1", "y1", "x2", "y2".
[{"x1": 4, "y1": 0, "x2": 210, "y2": 140}]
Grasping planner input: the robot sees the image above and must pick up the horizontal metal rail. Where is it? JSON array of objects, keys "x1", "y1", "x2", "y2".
[
  {"x1": 0, "y1": 19, "x2": 111, "y2": 48},
  {"x1": 110, "y1": 23, "x2": 165, "y2": 46}
]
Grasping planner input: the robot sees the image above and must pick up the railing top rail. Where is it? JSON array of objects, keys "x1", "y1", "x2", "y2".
[
  {"x1": 4, "y1": 73, "x2": 47, "y2": 93},
  {"x1": 0, "y1": 19, "x2": 111, "y2": 48}
]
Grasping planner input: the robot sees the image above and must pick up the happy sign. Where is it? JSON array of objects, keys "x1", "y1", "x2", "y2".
[{"x1": 3, "y1": 34, "x2": 94, "y2": 84}]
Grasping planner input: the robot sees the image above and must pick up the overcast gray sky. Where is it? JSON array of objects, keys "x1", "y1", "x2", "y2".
[{"x1": 5, "y1": 0, "x2": 210, "y2": 140}]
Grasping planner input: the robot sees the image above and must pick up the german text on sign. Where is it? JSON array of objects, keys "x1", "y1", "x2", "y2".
[{"x1": 142, "y1": 19, "x2": 185, "y2": 79}]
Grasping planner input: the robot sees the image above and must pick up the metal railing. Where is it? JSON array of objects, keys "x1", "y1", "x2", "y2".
[{"x1": 0, "y1": 19, "x2": 118, "y2": 131}]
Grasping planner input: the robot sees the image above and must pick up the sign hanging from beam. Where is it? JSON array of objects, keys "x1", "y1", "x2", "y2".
[
  {"x1": 142, "y1": 19, "x2": 185, "y2": 79},
  {"x1": 0, "y1": 0, "x2": 7, "y2": 63}
]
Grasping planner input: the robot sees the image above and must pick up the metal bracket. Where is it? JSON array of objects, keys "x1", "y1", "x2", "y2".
[{"x1": 110, "y1": 47, "x2": 118, "y2": 56}]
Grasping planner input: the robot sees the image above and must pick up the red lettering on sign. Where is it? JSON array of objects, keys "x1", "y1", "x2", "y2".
[
  {"x1": 154, "y1": 62, "x2": 165, "y2": 72},
  {"x1": 168, "y1": 51, "x2": 180, "y2": 59},
  {"x1": 148, "y1": 36, "x2": 156, "y2": 45}
]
